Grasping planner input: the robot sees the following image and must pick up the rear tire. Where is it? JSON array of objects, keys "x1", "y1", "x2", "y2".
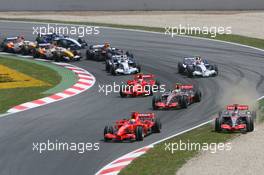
[
  {"x1": 86, "y1": 50, "x2": 94, "y2": 60},
  {"x1": 246, "y1": 117, "x2": 254, "y2": 132},
  {"x1": 137, "y1": 65, "x2": 141, "y2": 73},
  {"x1": 152, "y1": 118, "x2": 161, "y2": 133},
  {"x1": 135, "y1": 126, "x2": 144, "y2": 141},
  {"x1": 194, "y1": 90, "x2": 202, "y2": 102},
  {"x1": 213, "y1": 65, "x2": 218, "y2": 76},
  {"x1": 180, "y1": 96, "x2": 188, "y2": 108}
]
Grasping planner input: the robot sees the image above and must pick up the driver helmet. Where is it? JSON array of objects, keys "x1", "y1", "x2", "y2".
[
  {"x1": 17, "y1": 35, "x2": 25, "y2": 42},
  {"x1": 137, "y1": 74, "x2": 143, "y2": 82},
  {"x1": 195, "y1": 56, "x2": 202, "y2": 64},
  {"x1": 234, "y1": 104, "x2": 239, "y2": 113},
  {"x1": 129, "y1": 119, "x2": 136, "y2": 124},
  {"x1": 122, "y1": 55, "x2": 128, "y2": 60},
  {"x1": 174, "y1": 84, "x2": 181, "y2": 93},
  {"x1": 20, "y1": 35, "x2": 25, "y2": 40},
  {"x1": 104, "y1": 42, "x2": 110, "y2": 48},
  {"x1": 175, "y1": 84, "x2": 181, "y2": 90}
]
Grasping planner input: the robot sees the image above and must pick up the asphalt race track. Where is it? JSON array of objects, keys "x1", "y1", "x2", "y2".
[{"x1": 0, "y1": 21, "x2": 264, "y2": 175}]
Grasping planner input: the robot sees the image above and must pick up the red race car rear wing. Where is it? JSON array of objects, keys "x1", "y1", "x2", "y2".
[
  {"x1": 131, "y1": 112, "x2": 155, "y2": 120},
  {"x1": 226, "y1": 104, "x2": 249, "y2": 110},
  {"x1": 134, "y1": 74, "x2": 154, "y2": 80},
  {"x1": 178, "y1": 84, "x2": 193, "y2": 89}
]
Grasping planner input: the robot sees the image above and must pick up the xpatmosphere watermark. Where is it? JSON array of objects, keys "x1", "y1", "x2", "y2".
[
  {"x1": 165, "y1": 24, "x2": 232, "y2": 38},
  {"x1": 164, "y1": 140, "x2": 232, "y2": 154},
  {"x1": 32, "y1": 140, "x2": 100, "y2": 154},
  {"x1": 32, "y1": 24, "x2": 100, "y2": 37},
  {"x1": 98, "y1": 82, "x2": 166, "y2": 96}
]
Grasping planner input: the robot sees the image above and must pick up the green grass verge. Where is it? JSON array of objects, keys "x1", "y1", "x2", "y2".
[
  {"x1": 0, "y1": 56, "x2": 61, "y2": 113},
  {"x1": 258, "y1": 99, "x2": 264, "y2": 122},
  {"x1": 120, "y1": 125, "x2": 238, "y2": 175}
]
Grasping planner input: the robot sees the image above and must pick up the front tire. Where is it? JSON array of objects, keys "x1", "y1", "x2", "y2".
[
  {"x1": 152, "y1": 95, "x2": 160, "y2": 110},
  {"x1": 110, "y1": 66, "x2": 117, "y2": 76},
  {"x1": 119, "y1": 87, "x2": 127, "y2": 98},
  {"x1": 215, "y1": 118, "x2": 222, "y2": 132},
  {"x1": 178, "y1": 62, "x2": 184, "y2": 74},
  {"x1": 104, "y1": 126, "x2": 114, "y2": 142}
]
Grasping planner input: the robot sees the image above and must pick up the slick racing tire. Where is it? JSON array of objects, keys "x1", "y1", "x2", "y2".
[
  {"x1": 105, "y1": 61, "x2": 110, "y2": 72},
  {"x1": 136, "y1": 65, "x2": 141, "y2": 73},
  {"x1": 194, "y1": 90, "x2": 202, "y2": 102},
  {"x1": 119, "y1": 87, "x2": 127, "y2": 98},
  {"x1": 155, "y1": 79, "x2": 161, "y2": 90},
  {"x1": 213, "y1": 65, "x2": 219, "y2": 77},
  {"x1": 86, "y1": 50, "x2": 93, "y2": 60},
  {"x1": 187, "y1": 66, "x2": 194, "y2": 78},
  {"x1": 215, "y1": 118, "x2": 222, "y2": 132},
  {"x1": 152, "y1": 118, "x2": 161, "y2": 133},
  {"x1": 33, "y1": 51, "x2": 39, "y2": 58},
  {"x1": 104, "y1": 126, "x2": 114, "y2": 142},
  {"x1": 110, "y1": 66, "x2": 117, "y2": 76},
  {"x1": 180, "y1": 96, "x2": 188, "y2": 108},
  {"x1": 152, "y1": 95, "x2": 161, "y2": 110},
  {"x1": 246, "y1": 117, "x2": 254, "y2": 132},
  {"x1": 136, "y1": 126, "x2": 144, "y2": 141},
  {"x1": 178, "y1": 62, "x2": 184, "y2": 74}
]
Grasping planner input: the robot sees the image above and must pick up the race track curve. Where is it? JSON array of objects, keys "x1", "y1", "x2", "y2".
[{"x1": 0, "y1": 21, "x2": 264, "y2": 175}]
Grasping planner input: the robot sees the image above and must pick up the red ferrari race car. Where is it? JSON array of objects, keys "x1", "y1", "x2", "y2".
[
  {"x1": 215, "y1": 104, "x2": 256, "y2": 133},
  {"x1": 152, "y1": 84, "x2": 201, "y2": 110},
  {"x1": 104, "y1": 112, "x2": 161, "y2": 142},
  {"x1": 119, "y1": 74, "x2": 160, "y2": 97}
]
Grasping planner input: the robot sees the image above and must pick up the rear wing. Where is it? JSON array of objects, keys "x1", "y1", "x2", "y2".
[
  {"x1": 6, "y1": 37, "x2": 18, "y2": 40},
  {"x1": 131, "y1": 112, "x2": 155, "y2": 120},
  {"x1": 38, "y1": 43, "x2": 51, "y2": 47},
  {"x1": 138, "y1": 112, "x2": 155, "y2": 118},
  {"x1": 226, "y1": 104, "x2": 249, "y2": 110},
  {"x1": 184, "y1": 57, "x2": 195, "y2": 61},
  {"x1": 134, "y1": 74, "x2": 154, "y2": 80},
  {"x1": 178, "y1": 84, "x2": 193, "y2": 90}
]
